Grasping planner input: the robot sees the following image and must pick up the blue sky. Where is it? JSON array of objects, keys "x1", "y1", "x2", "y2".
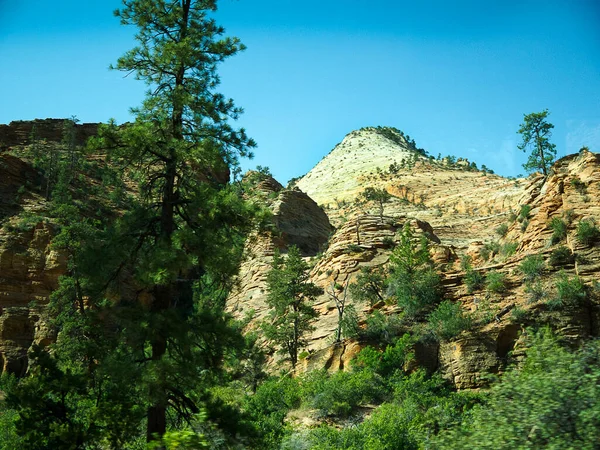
[{"x1": 1, "y1": 1, "x2": 599, "y2": 182}]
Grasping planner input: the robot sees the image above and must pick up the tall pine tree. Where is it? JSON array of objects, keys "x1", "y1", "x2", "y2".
[
  {"x1": 101, "y1": 0, "x2": 256, "y2": 443},
  {"x1": 7, "y1": 1, "x2": 258, "y2": 448}
]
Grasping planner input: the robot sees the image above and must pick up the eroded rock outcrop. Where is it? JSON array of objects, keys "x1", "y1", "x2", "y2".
[
  {"x1": 0, "y1": 119, "x2": 98, "y2": 150},
  {"x1": 230, "y1": 135, "x2": 600, "y2": 388}
]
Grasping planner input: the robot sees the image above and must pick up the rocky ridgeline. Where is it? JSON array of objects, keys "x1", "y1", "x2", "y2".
[
  {"x1": 0, "y1": 119, "x2": 98, "y2": 150},
  {"x1": 296, "y1": 127, "x2": 415, "y2": 205}
]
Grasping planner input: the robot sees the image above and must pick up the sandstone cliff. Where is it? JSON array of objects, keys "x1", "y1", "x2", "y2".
[
  {"x1": 1, "y1": 121, "x2": 599, "y2": 391},
  {"x1": 228, "y1": 129, "x2": 600, "y2": 389}
]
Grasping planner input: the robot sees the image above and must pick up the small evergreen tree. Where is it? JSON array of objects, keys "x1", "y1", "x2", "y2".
[
  {"x1": 360, "y1": 187, "x2": 392, "y2": 223},
  {"x1": 517, "y1": 109, "x2": 557, "y2": 176},
  {"x1": 387, "y1": 223, "x2": 441, "y2": 318},
  {"x1": 349, "y1": 265, "x2": 387, "y2": 306},
  {"x1": 263, "y1": 246, "x2": 322, "y2": 369}
]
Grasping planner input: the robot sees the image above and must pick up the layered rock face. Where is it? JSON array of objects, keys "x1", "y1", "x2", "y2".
[
  {"x1": 1, "y1": 120, "x2": 599, "y2": 390},
  {"x1": 0, "y1": 119, "x2": 95, "y2": 374},
  {"x1": 226, "y1": 177, "x2": 334, "y2": 327},
  {"x1": 229, "y1": 128, "x2": 600, "y2": 389},
  {"x1": 0, "y1": 159, "x2": 63, "y2": 375},
  {"x1": 0, "y1": 119, "x2": 98, "y2": 150}
]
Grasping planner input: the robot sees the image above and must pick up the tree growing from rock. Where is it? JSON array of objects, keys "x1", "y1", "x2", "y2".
[
  {"x1": 517, "y1": 109, "x2": 557, "y2": 177},
  {"x1": 263, "y1": 246, "x2": 322, "y2": 369},
  {"x1": 387, "y1": 223, "x2": 441, "y2": 318},
  {"x1": 360, "y1": 187, "x2": 392, "y2": 223},
  {"x1": 326, "y1": 280, "x2": 359, "y2": 343},
  {"x1": 349, "y1": 265, "x2": 387, "y2": 306}
]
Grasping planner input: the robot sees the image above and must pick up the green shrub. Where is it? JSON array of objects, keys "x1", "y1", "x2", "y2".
[
  {"x1": 549, "y1": 217, "x2": 567, "y2": 244},
  {"x1": 485, "y1": 271, "x2": 508, "y2": 294},
  {"x1": 460, "y1": 254, "x2": 473, "y2": 271},
  {"x1": 307, "y1": 370, "x2": 477, "y2": 450},
  {"x1": 570, "y1": 176, "x2": 587, "y2": 194},
  {"x1": 10, "y1": 213, "x2": 46, "y2": 232},
  {"x1": 548, "y1": 272, "x2": 587, "y2": 309},
  {"x1": 495, "y1": 223, "x2": 509, "y2": 237},
  {"x1": 382, "y1": 236, "x2": 395, "y2": 248},
  {"x1": 517, "y1": 204, "x2": 531, "y2": 222},
  {"x1": 510, "y1": 306, "x2": 527, "y2": 323},
  {"x1": 353, "y1": 334, "x2": 414, "y2": 377},
  {"x1": 428, "y1": 301, "x2": 472, "y2": 340},
  {"x1": 576, "y1": 220, "x2": 600, "y2": 246},
  {"x1": 520, "y1": 218, "x2": 530, "y2": 233},
  {"x1": 465, "y1": 269, "x2": 485, "y2": 293},
  {"x1": 345, "y1": 243, "x2": 363, "y2": 254},
  {"x1": 500, "y1": 242, "x2": 517, "y2": 258},
  {"x1": 519, "y1": 255, "x2": 545, "y2": 281},
  {"x1": 245, "y1": 376, "x2": 302, "y2": 447},
  {"x1": 362, "y1": 311, "x2": 404, "y2": 344},
  {"x1": 548, "y1": 246, "x2": 574, "y2": 267},
  {"x1": 525, "y1": 281, "x2": 547, "y2": 303},
  {"x1": 303, "y1": 369, "x2": 387, "y2": 418},
  {"x1": 479, "y1": 246, "x2": 491, "y2": 262}
]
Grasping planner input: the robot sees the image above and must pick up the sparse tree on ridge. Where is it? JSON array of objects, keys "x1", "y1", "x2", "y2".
[
  {"x1": 360, "y1": 187, "x2": 392, "y2": 223},
  {"x1": 517, "y1": 109, "x2": 557, "y2": 177}
]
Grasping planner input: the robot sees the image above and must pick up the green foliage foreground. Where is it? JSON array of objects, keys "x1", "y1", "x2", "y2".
[{"x1": 238, "y1": 329, "x2": 600, "y2": 450}]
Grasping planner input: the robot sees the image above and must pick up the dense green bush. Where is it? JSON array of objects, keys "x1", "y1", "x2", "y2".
[
  {"x1": 570, "y1": 176, "x2": 587, "y2": 194},
  {"x1": 547, "y1": 272, "x2": 587, "y2": 309},
  {"x1": 303, "y1": 369, "x2": 387, "y2": 418},
  {"x1": 427, "y1": 301, "x2": 472, "y2": 340},
  {"x1": 244, "y1": 377, "x2": 302, "y2": 447},
  {"x1": 548, "y1": 246, "x2": 574, "y2": 267},
  {"x1": 362, "y1": 310, "x2": 404, "y2": 344},
  {"x1": 510, "y1": 306, "x2": 527, "y2": 323},
  {"x1": 518, "y1": 254, "x2": 545, "y2": 281},
  {"x1": 353, "y1": 334, "x2": 414, "y2": 377},
  {"x1": 525, "y1": 281, "x2": 547, "y2": 303},
  {"x1": 576, "y1": 220, "x2": 600, "y2": 246},
  {"x1": 302, "y1": 371, "x2": 476, "y2": 450},
  {"x1": 499, "y1": 242, "x2": 517, "y2": 258},
  {"x1": 0, "y1": 374, "x2": 19, "y2": 448},
  {"x1": 465, "y1": 269, "x2": 485, "y2": 293},
  {"x1": 517, "y1": 204, "x2": 531, "y2": 222},
  {"x1": 549, "y1": 217, "x2": 567, "y2": 244},
  {"x1": 485, "y1": 271, "x2": 507, "y2": 294},
  {"x1": 387, "y1": 224, "x2": 441, "y2": 319},
  {"x1": 434, "y1": 330, "x2": 600, "y2": 449},
  {"x1": 495, "y1": 223, "x2": 508, "y2": 237}
]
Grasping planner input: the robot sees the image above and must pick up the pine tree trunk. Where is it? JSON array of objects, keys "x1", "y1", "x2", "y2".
[
  {"x1": 536, "y1": 130, "x2": 547, "y2": 176},
  {"x1": 147, "y1": 161, "x2": 176, "y2": 445}
]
